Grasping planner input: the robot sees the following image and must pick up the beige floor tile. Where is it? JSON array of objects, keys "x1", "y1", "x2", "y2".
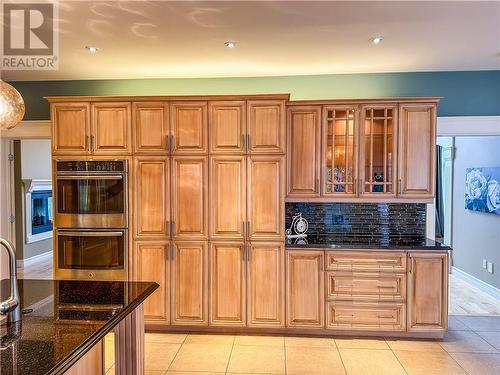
[
  {"x1": 335, "y1": 338, "x2": 389, "y2": 350},
  {"x1": 476, "y1": 331, "x2": 500, "y2": 351},
  {"x1": 394, "y1": 350, "x2": 467, "y2": 375},
  {"x1": 106, "y1": 367, "x2": 114, "y2": 375},
  {"x1": 145, "y1": 342, "x2": 181, "y2": 371},
  {"x1": 105, "y1": 337, "x2": 115, "y2": 370},
  {"x1": 440, "y1": 331, "x2": 497, "y2": 353},
  {"x1": 169, "y1": 343, "x2": 232, "y2": 372},
  {"x1": 185, "y1": 334, "x2": 235, "y2": 345},
  {"x1": 285, "y1": 336, "x2": 336, "y2": 348},
  {"x1": 448, "y1": 316, "x2": 471, "y2": 331},
  {"x1": 339, "y1": 348, "x2": 406, "y2": 375},
  {"x1": 227, "y1": 345, "x2": 285, "y2": 374},
  {"x1": 450, "y1": 352, "x2": 500, "y2": 375},
  {"x1": 456, "y1": 316, "x2": 500, "y2": 332},
  {"x1": 286, "y1": 346, "x2": 346, "y2": 375},
  {"x1": 167, "y1": 372, "x2": 224, "y2": 375},
  {"x1": 146, "y1": 333, "x2": 187, "y2": 344},
  {"x1": 234, "y1": 335, "x2": 284, "y2": 346},
  {"x1": 386, "y1": 338, "x2": 445, "y2": 352}
]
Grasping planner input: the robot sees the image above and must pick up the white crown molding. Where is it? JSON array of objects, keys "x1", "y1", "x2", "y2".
[
  {"x1": 437, "y1": 116, "x2": 500, "y2": 136},
  {"x1": 0, "y1": 120, "x2": 51, "y2": 139}
]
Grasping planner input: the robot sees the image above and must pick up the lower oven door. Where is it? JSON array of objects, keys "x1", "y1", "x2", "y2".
[{"x1": 55, "y1": 229, "x2": 127, "y2": 281}]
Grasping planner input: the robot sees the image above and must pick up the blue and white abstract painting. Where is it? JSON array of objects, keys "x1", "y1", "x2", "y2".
[{"x1": 465, "y1": 167, "x2": 500, "y2": 215}]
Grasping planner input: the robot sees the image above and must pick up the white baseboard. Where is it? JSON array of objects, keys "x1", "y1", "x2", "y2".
[
  {"x1": 452, "y1": 266, "x2": 500, "y2": 301},
  {"x1": 16, "y1": 251, "x2": 52, "y2": 268}
]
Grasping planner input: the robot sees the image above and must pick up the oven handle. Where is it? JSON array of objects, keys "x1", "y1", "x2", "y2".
[
  {"x1": 57, "y1": 231, "x2": 125, "y2": 237},
  {"x1": 56, "y1": 175, "x2": 123, "y2": 180}
]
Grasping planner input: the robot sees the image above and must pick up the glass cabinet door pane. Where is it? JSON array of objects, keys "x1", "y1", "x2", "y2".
[
  {"x1": 363, "y1": 108, "x2": 394, "y2": 194},
  {"x1": 325, "y1": 108, "x2": 356, "y2": 194}
]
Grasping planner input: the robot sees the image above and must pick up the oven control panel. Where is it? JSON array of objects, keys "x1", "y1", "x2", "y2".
[{"x1": 56, "y1": 160, "x2": 126, "y2": 173}]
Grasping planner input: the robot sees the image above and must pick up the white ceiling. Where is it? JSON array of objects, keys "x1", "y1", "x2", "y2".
[{"x1": 3, "y1": 1, "x2": 500, "y2": 81}]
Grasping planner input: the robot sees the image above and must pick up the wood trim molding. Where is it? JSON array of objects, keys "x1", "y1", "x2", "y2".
[
  {"x1": 0, "y1": 120, "x2": 51, "y2": 139},
  {"x1": 437, "y1": 116, "x2": 500, "y2": 136}
]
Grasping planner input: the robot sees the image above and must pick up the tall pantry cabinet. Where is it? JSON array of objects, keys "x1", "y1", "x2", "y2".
[{"x1": 132, "y1": 96, "x2": 287, "y2": 328}]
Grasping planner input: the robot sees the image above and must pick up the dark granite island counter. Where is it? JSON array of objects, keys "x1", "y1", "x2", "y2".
[{"x1": 1, "y1": 279, "x2": 158, "y2": 375}]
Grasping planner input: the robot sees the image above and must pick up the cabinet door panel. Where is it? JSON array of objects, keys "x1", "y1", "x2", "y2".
[
  {"x1": 248, "y1": 100, "x2": 285, "y2": 154},
  {"x1": 248, "y1": 242, "x2": 285, "y2": 327},
  {"x1": 171, "y1": 242, "x2": 208, "y2": 325},
  {"x1": 286, "y1": 250, "x2": 324, "y2": 328},
  {"x1": 210, "y1": 242, "x2": 246, "y2": 326},
  {"x1": 133, "y1": 241, "x2": 170, "y2": 324},
  {"x1": 407, "y1": 252, "x2": 448, "y2": 332},
  {"x1": 398, "y1": 104, "x2": 436, "y2": 198},
  {"x1": 287, "y1": 106, "x2": 321, "y2": 197},
  {"x1": 210, "y1": 156, "x2": 246, "y2": 240},
  {"x1": 209, "y1": 101, "x2": 246, "y2": 154},
  {"x1": 359, "y1": 105, "x2": 398, "y2": 197},
  {"x1": 172, "y1": 157, "x2": 208, "y2": 239},
  {"x1": 247, "y1": 156, "x2": 285, "y2": 240},
  {"x1": 51, "y1": 103, "x2": 90, "y2": 155},
  {"x1": 92, "y1": 102, "x2": 132, "y2": 154},
  {"x1": 134, "y1": 157, "x2": 170, "y2": 239},
  {"x1": 133, "y1": 102, "x2": 169, "y2": 153},
  {"x1": 171, "y1": 102, "x2": 208, "y2": 154},
  {"x1": 322, "y1": 106, "x2": 359, "y2": 196}
]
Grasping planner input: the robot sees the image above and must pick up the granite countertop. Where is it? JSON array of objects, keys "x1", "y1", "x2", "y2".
[
  {"x1": 285, "y1": 235, "x2": 451, "y2": 251},
  {"x1": 0, "y1": 279, "x2": 158, "y2": 375}
]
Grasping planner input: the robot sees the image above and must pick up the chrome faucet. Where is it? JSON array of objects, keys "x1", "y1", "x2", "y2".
[{"x1": 0, "y1": 238, "x2": 21, "y2": 323}]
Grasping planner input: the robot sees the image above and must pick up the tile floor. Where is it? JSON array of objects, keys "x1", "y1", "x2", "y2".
[{"x1": 104, "y1": 315, "x2": 500, "y2": 375}]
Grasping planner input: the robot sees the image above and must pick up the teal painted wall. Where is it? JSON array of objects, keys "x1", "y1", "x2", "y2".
[{"x1": 10, "y1": 70, "x2": 500, "y2": 120}]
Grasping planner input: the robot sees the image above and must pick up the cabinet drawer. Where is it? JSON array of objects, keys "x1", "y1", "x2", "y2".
[
  {"x1": 327, "y1": 272, "x2": 406, "y2": 301},
  {"x1": 327, "y1": 302, "x2": 406, "y2": 331},
  {"x1": 326, "y1": 251, "x2": 406, "y2": 273}
]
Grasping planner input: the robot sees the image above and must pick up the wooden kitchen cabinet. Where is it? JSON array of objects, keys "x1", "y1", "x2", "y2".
[
  {"x1": 286, "y1": 106, "x2": 322, "y2": 197},
  {"x1": 51, "y1": 103, "x2": 90, "y2": 155},
  {"x1": 247, "y1": 155, "x2": 285, "y2": 240},
  {"x1": 171, "y1": 241, "x2": 209, "y2": 326},
  {"x1": 170, "y1": 102, "x2": 208, "y2": 154},
  {"x1": 209, "y1": 101, "x2": 246, "y2": 154},
  {"x1": 133, "y1": 156, "x2": 170, "y2": 239},
  {"x1": 209, "y1": 242, "x2": 246, "y2": 326},
  {"x1": 132, "y1": 102, "x2": 169, "y2": 154},
  {"x1": 247, "y1": 100, "x2": 286, "y2": 154},
  {"x1": 398, "y1": 104, "x2": 436, "y2": 198},
  {"x1": 171, "y1": 156, "x2": 208, "y2": 240},
  {"x1": 286, "y1": 250, "x2": 324, "y2": 328},
  {"x1": 210, "y1": 156, "x2": 246, "y2": 240},
  {"x1": 247, "y1": 242, "x2": 285, "y2": 327},
  {"x1": 91, "y1": 102, "x2": 132, "y2": 155},
  {"x1": 359, "y1": 105, "x2": 398, "y2": 197},
  {"x1": 407, "y1": 252, "x2": 448, "y2": 332},
  {"x1": 132, "y1": 241, "x2": 170, "y2": 324},
  {"x1": 322, "y1": 106, "x2": 359, "y2": 197}
]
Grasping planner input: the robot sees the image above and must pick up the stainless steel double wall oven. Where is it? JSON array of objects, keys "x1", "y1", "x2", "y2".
[{"x1": 54, "y1": 160, "x2": 128, "y2": 280}]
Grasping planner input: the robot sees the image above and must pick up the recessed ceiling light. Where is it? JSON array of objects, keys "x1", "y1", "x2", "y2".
[
  {"x1": 224, "y1": 41, "x2": 236, "y2": 49},
  {"x1": 85, "y1": 46, "x2": 99, "y2": 53},
  {"x1": 370, "y1": 36, "x2": 383, "y2": 45}
]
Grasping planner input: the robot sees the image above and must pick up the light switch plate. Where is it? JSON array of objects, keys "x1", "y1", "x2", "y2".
[
  {"x1": 487, "y1": 262, "x2": 494, "y2": 274},
  {"x1": 483, "y1": 259, "x2": 488, "y2": 269}
]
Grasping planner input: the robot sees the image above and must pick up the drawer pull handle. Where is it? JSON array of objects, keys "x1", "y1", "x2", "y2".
[
  {"x1": 337, "y1": 284, "x2": 353, "y2": 288},
  {"x1": 378, "y1": 286, "x2": 396, "y2": 289},
  {"x1": 337, "y1": 314, "x2": 354, "y2": 319},
  {"x1": 378, "y1": 315, "x2": 395, "y2": 319}
]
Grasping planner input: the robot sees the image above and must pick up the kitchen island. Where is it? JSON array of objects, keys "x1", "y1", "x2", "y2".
[{"x1": 0, "y1": 279, "x2": 158, "y2": 375}]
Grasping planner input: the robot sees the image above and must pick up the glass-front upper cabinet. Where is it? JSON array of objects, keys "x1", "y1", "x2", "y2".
[
  {"x1": 359, "y1": 105, "x2": 398, "y2": 196},
  {"x1": 322, "y1": 106, "x2": 358, "y2": 196}
]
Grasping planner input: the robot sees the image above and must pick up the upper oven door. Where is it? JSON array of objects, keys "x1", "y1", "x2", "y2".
[{"x1": 55, "y1": 174, "x2": 127, "y2": 228}]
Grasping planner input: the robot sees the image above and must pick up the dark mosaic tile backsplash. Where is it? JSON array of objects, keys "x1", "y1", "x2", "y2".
[{"x1": 285, "y1": 203, "x2": 426, "y2": 243}]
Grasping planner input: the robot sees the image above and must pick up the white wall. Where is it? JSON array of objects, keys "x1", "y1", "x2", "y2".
[
  {"x1": 20, "y1": 139, "x2": 51, "y2": 179},
  {"x1": 452, "y1": 136, "x2": 500, "y2": 288}
]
